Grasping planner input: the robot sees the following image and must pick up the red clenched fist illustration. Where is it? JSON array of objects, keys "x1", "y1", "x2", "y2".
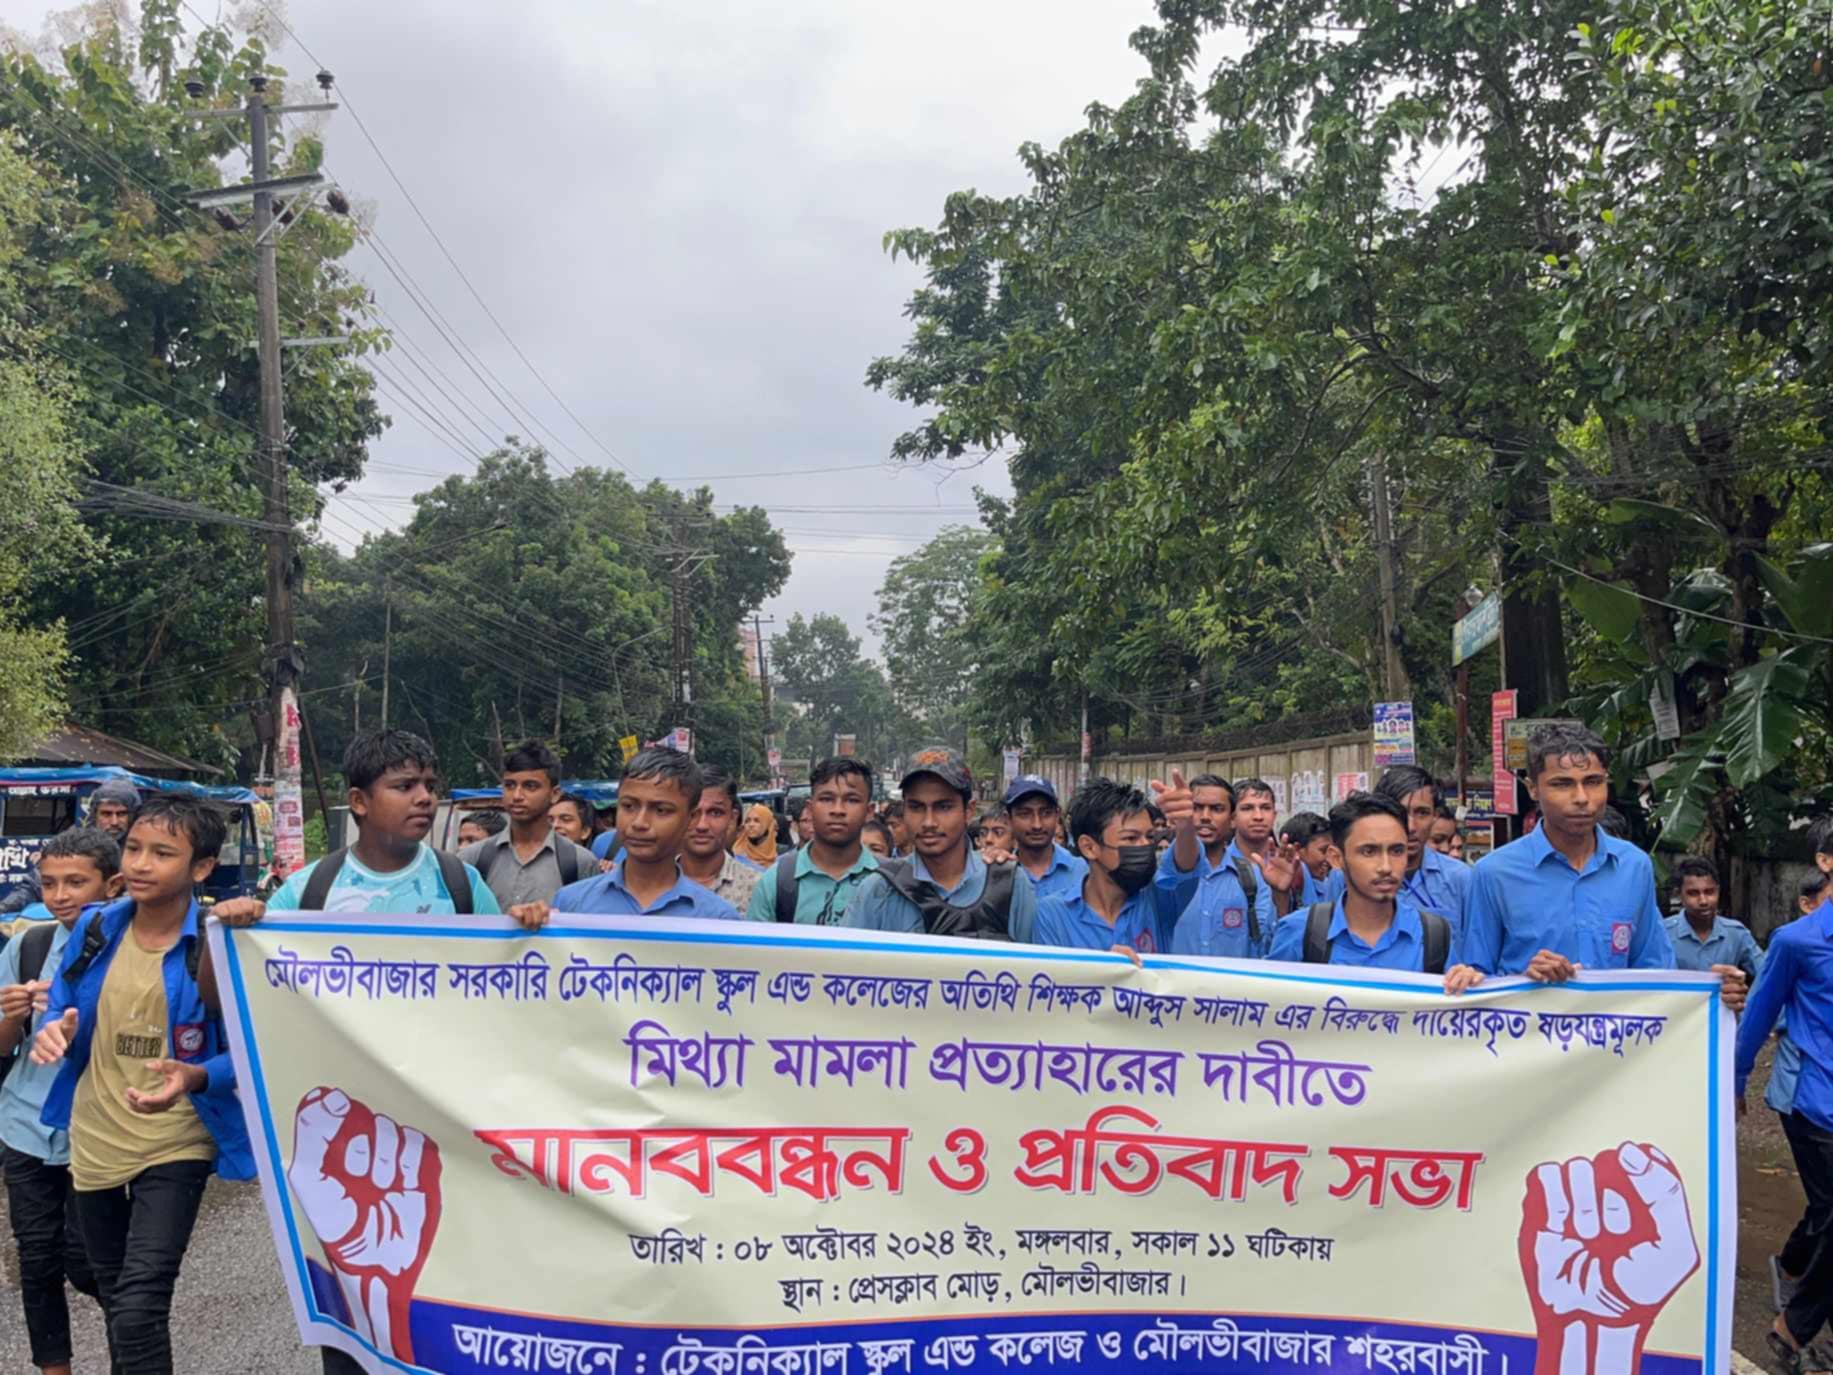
[
  {"x1": 289, "y1": 1087, "x2": 443, "y2": 1366},
  {"x1": 1519, "y1": 1143, "x2": 1698, "y2": 1375}
]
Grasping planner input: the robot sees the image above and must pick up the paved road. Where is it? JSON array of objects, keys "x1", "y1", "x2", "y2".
[
  {"x1": 0, "y1": 1041, "x2": 1808, "y2": 1371},
  {"x1": 0, "y1": 1173, "x2": 315, "y2": 1373}
]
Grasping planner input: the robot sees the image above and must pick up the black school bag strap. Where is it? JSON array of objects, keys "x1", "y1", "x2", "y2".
[
  {"x1": 1301, "y1": 901, "x2": 1335, "y2": 964},
  {"x1": 1418, "y1": 909, "x2": 1450, "y2": 976},
  {"x1": 61, "y1": 908, "x2": 110, "y2": 984},
  {"x1": 18, "y1": 920, "x2": 58, "y2": 984},
  {"x1": 774, "y1": 851, "x2": 800, "y2": 923},
  {"x1": 435, "y1": 849, "x2": 475, "y2": 915},
  {"x1": 556, "y1": 839, "x2": 580, "y2": 888},
  {"x1": 298, "y1": 849, "x2": 350, "y2": 910}
]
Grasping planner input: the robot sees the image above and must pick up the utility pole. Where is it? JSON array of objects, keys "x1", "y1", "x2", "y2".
[
  {"x1": 669, "y1": 514, "x2": 694, "y2": 752},
  {"x1": 185, "y1": 74, "x2": 336, "y2": 878},
  {"x1": 380, "y1": 575, "x2": 392, "y2": 728},
  {"x1": 752, "y1": 613, "x2": 776, "y2": 778},
  {"x1": 1366, "y1": 449, "x2": 1411, "y2": 702}
]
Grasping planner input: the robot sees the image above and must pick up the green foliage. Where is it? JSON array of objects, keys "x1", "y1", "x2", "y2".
[
  {"x1": 770, "y1": 613, "x2": 910, "y2": 772},
  {"x1": 871, "y1": 526, "x2": 991, "y2": 749}
]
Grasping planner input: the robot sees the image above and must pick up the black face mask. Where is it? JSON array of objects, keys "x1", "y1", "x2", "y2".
[{"x1": 1107, "y1": 844, "x2": 1158, "y2": 895}]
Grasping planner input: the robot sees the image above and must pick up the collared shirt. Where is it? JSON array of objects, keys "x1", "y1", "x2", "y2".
[
  {"x1": 1034, "y1": 876, "x2": 1180, "y2": 954},
  {"x1": 550, "y1": 860, "x2": 741, "y2": 920},
  {"x1": 1018, "y1": 845, "x2": 1090, "y2": 906},
  {"x1": 1664, "y1": 914, "x2": 1763, "y2": 983},
  {"x1": 0, "y1": 919, "x2": 72, "y2": 1163},
  {"x1": 1158, "y1": 844, "x2": 1276, "y2": 960},
  {"x1": 1298, "y1": 867, "x2": 1333, "y2": 909},
  {"x1": 1323, "y1": 846, "x2": 1472, "y2": 937},
  {"x1": 747, "y1": 845, "x2": 880, "y2": 926},
  {"x1": 461, "y1": 827, "x2": 600, "y2": 908},
  {"x1": 591, "y1": 830, "x2": 618, "y2": 861},
  {"x1": 842, "y1": 849, "x2": 1037, "y2": 942},
  {"x1": 682, "y1": 852, "x2": 762, "y2": 915},
  {"x1": 1739, "y1": 899, "x2": 1833, "y2": 1130},
  {"x1": 1769, "y1": 1028, "x2": 1803, "y2": 1116},
  {"x1": 1268, "y1": 898, "x2": 1447, "y2": 973},
  {"x1": 1462, "y1": 825, "x2": 1674, "y2": 975}
]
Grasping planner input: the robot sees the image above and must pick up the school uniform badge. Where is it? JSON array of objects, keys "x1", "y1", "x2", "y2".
[
  {"x1": 174, "y1": 1023, "x2": 206, "y2": 1058},
  {"x1": 1222, "y1": 908, "x2": 1245, "y2": 929},
  {"x1": 1610, "y1": 921, "x2": 1632, "y2": 954}
]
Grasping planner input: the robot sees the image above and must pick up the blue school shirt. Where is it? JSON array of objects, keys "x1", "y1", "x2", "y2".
[
  {"x1": 1021, "y1": 845, "x2": 1090, "y2": 906},
  {"x1": 551, "y1": 860, "x2": 740, "y2": 920},
  {"x1": 268, "y1": 845, "x2": 501, "y2": 916},
  {"x1": 591, "y1": 831, "x2": 618, "y2": 861},
  {"x1": 1163, "y1": 843, "x2": 1276, "y2": 960},
  {"x1": 1662, "y1": 914, "x2": 1763, "y2": 984},
  {"x1": 1322, "y1": 845, "x2": 1472, "y2": 937},
  {"x1": 841, "y1": 850, "x2": 1038, "y2": 943},
  {"x1": 1461, "y1": 825, "x2": 1673, "y2": 975},
  {"x1": 1034, "y1": 876, "x2": 1181, "y2": 955},
  {"x1": 1738, "y1": 900, "x2": 1833, "y2": 1130},
  {"x1": 1267, "y1": 898, "x2": 1448, "y2": 973},
  {"x1": 0, "y1": 920, "x2": 73, "y2": 1163}
]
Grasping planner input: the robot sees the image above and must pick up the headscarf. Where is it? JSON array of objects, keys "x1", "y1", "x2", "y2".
[{"x1": 733, "y1": 803, "x2": 778, "y2": 866}]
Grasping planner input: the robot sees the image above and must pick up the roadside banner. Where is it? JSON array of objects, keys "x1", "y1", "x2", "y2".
[
  {"x1": 1371, "y1": 701, "x2": 1416, "y2": 768},
  {"x1": 213, "y1": 915, "x2": 1733, "y2": 1375}
]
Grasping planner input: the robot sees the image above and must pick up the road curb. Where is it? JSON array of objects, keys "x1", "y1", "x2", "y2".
[{"x1": 1734, "y1": 1349, "x2": 1767, "y2": 1375}]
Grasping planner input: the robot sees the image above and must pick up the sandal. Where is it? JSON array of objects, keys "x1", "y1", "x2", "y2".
[{"x1": 1770, "y1": 1328, "x2": 1808, "y2": 1375}]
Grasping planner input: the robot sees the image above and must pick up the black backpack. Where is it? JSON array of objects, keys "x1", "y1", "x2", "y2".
[
  {"x1": 302, "y1": 848, "x2": 477, "y2": 913},
  {"x1": 1301, "y1": 900, "x2": 1450, "y2": 974},
  {"x1": 0, "y1": 921, "x2": 63, "y2": 1087},
  {"x1": 1234, "y1": 857, "x2": 1261, "y2": 945},
  {"x1": 874, "y1": 858, "x2": 1017, "y2": 940}
]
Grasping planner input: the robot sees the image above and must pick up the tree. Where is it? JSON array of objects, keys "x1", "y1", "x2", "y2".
[
  {"x1": 770, "y1": 614, "x2": 906, "y2": 773},
  {"x1": 1, "y1": 1, "x2": 382, "y2": 766},
  {"x1": 871, "y1": 526, "x2": 990, "y2": 751},
  {"x1": 0, "y1": 131, "x2": 85, "y2": 756}
]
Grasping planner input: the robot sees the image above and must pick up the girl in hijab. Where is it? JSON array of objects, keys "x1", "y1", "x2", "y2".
[{"x1": 734, "y1": 802, "x2": 779, "y2": 867}]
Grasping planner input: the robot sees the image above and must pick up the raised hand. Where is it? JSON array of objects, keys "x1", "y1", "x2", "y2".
[
  {"x1": 1149, "y1": 769, "x2": 1196, "y2": 832},
  {"x1": 1520, "y1": 1143, "x2": 1698, "y2": 1375},
  {"x1": 31, "y1": 1008, "x2": 77, "y2": 1066},
  {"x1": 288, "y1": 1087, "x2": 443, "y2": 1365},
  {"x1": 1249, "y1": 838, "x2": 1303, "y2": 894}
]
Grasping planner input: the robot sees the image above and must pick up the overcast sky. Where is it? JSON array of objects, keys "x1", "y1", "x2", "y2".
[{"x1": 16, "y1": 0, "x2": 1168, "y2": 660}]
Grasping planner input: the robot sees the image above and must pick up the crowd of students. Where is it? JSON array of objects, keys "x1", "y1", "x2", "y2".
[{"x1": 0, "y1": 719, "x2": 1829, "y2": 1373}]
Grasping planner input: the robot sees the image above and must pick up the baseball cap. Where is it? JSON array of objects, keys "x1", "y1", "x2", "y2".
[
  {"x1": 900, "y1": 746, "x2": 973, "y2": 799},
  {"x1": 1003, "y1": 774, "x2": 1058, "y2": 808}
]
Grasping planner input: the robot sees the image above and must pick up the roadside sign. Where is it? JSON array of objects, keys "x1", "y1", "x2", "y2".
[
  {"x1": 1452, "y1": 592, "x2": 1502, "y2": 665},
  {"x1": 1492, "y1": 691, "x2": 1518, "y2": 816},
  {"x1": 1504, "y1": 717, "x2": 1584, "y2": 772},
  {"x1": 1372, "y1": 701, "x2": 1416, "y2": 767}
]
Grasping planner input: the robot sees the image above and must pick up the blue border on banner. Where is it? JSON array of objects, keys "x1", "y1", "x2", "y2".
[{"x1": 222, "y1": 917, "x2": 1727, "y2": 1375}]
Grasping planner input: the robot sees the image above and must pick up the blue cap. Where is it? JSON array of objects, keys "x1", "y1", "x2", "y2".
[{"x1": 1003, "y1": 774, "x2": 1058, "y2": 808}]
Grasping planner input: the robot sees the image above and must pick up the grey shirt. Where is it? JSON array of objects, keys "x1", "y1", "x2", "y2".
[{"x1": 459, "y1": 827, "x2": 599, "y2": 908}]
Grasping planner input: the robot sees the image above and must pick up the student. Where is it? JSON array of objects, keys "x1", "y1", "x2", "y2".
[
  {"x1": 1427, "y1": 805, "x2": 1461, "y2": 859},
  {"x1": 549, "y1": 792, "x2": 596, "y2": 849},
  {"x1": 750, "y1": 758, "x2": 880, "y2": 925},
  {"x1": 1767, "y1": 868, "x2": 1833, "y2": 1317},
  {"x1": 31, "y1": 796, "x2": 252, "y2": 1375},
  {"x1": 1461, "y1": 725, "x2": 1752, "y2": 1007},
  {"x1": 1232, "y1": 779, "x2": 1281, "y2": 868},
  {"x1": 460, "y1": 741, "x2": 597, "y2": 908},
  {"x1": 454, "y1": 809, "x2": 506, "y2": 850},
  {"x1": 1004, "y1": 777, "x2": 1087, "y2": 904},
  {"x1": 1279, "y1": 811, "x2": 1334, "y2": 907},
  {"x1": 678, "y1": 768, "x2": 761, "y2": 913},
  {"x1": 883, "y1": 801, "x2": 911, "y2": 858},
  {"x1": 860, "y1": 818, "x2": 893, "y2": 861},
  {"x1": 589, "y1": 804, "x2": 619, "y2": 861},
  {"x1": 1268, "y1": 793, "x2": 1481, "y2": 988},
  {"x1": 975, "y1": 806, "x2": 1013, "y2": 857},
  {"x1": 0, "y1": 830, "x2": 117, "y2": 1375},
  {"x1": 843, "y1": 749, "x2": 1038, "y2": 940},
  {"x1": 1738, "y1": 815, "x2": 1833, "y2": 1371},
  {"x1": 1319, "y1": 767, "x2": 1472, "y2": 937},
  {"x1": 519, "y1": 750, "x2": 739, "y2": 923},
  {"x1": 0, "y1": 780, "x2": 143, "y2": 919},
  {"x1": 1034, "y1": 777, "x2": 1196, "y2": 954},
  {"x1": 1160, "y1": 775, "x2": 1280, "y2": 960},
  {"x1": 1663, "y1": 855, "x2": 1763, "y2": 985},
  {"x1": 792, "y1": 800, "x2": 816, "y2": 848}
]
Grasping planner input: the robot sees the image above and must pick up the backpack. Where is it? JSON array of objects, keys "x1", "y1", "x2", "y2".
[
  {"x1": 302, "y1": 847, "x2": 476, "y2": 914},
  {"x1": 0, "y1": 921, "x2": 61, "y2": 1086},
  {"x1": 774, "y1": 851, "x2": 801, "y2": 923},
  {"x1": 874, "y1": 858, "x2": 1018, "y2": 941},
  {"x1": 1234, "y1": 856, "x2": 1261, "y2": 945},
  {"x1": 1301, "y1": 900, "x2": 1450, "y2": 975}
]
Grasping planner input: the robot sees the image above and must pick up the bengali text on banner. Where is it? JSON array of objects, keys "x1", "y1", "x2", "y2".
[{"x1": 210, "y1": 912, "x2": 1734, "y2": 1375}]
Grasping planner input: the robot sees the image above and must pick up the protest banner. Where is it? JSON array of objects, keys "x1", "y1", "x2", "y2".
[{"x1": 213, "y1": 915, "x2": 1734, "y2": 1375}]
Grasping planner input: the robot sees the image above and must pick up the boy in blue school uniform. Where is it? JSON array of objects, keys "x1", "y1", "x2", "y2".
[
  {"x1": 1461, "y1": 725, "x2": 1753, "y2": 1008},
  {"x1": 1663, "y1": 855, "x2": 1763, "y2": 984},
  {"x1": 1034, "y1": 776, "x2": 1198, "y2": 955},
  {"x1": 1280, "y1": 811, "x2": 1335, "y2": 908},
  {"x1": 30, "y1": 796, "x2": 253, "y2": 1375},
  {"x1": 1158, "y1": 775, "x2": 1280, "y2": 960},
  {"x1": 0, "y1": 829, "x2": 119, "y2": 1375},
  {"x1": 1765, "y1": 868, "x2": 1833, "y2": 1317},
  {"x1": 1738, "y1": 816, "x2": 1833, "y2": 1368},
  {"x1": 1316, "y1": 766, "x2": 1472, "y2": 940},
  {"x1": 1005, "y1": 776, "x2": 1088, "y2": 905},
  {"x1": 1267, "y1": 792, "x2": 1482, "y2": 992}
]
